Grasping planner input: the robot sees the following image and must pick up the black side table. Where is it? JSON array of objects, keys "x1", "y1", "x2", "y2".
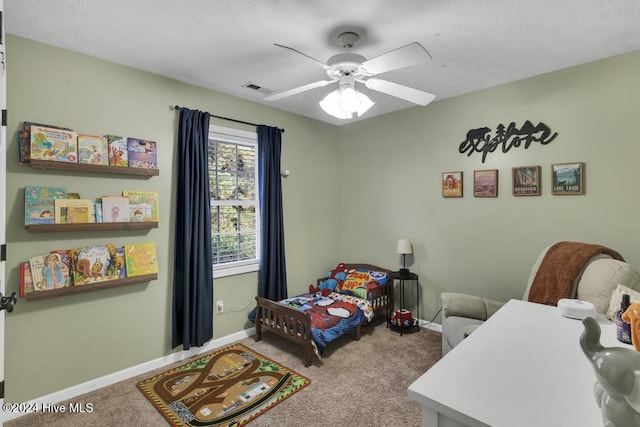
[{"x1": 388, "y1": 271, "x2": 420, "y2": 335}]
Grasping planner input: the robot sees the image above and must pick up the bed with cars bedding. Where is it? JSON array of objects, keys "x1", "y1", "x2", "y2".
[{"x1": 254, "y1": 263, "x2": 393, "y2": 366}]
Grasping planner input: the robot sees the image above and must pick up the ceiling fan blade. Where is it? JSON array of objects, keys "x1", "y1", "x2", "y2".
[
  {"x1": 360, "y1": 42, "x2": 432, "y2": 75},
  {"x1": 264, "y1": 80, "x2": 335, "y2": 102},
  {"x1": 364, "y1": 78, "x2": 436, "y2": 106},
  {"x1": 274, "y1": 43, "x2": 333, "y2": 71}
]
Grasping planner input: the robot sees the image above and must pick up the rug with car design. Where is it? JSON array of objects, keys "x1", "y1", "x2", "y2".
[{"x1": 137, "y1": 343, "x2": 310, "y2": 426}]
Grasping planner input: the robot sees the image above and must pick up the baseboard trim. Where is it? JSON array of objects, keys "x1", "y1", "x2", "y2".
[
  {"x1": 419, "y1": 319, "x2": 442, "y2": 333},
  {"x1": 1, "y1": 328, "x2": 256, "y2": 422}
]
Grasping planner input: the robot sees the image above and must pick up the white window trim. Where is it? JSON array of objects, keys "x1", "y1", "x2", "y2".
[
  {"x1": 209, "y1": 125, "x2": 260, "y2": 277},
  {"x1": 213, "y1": 261, "x2": 259, "y2": 279}
]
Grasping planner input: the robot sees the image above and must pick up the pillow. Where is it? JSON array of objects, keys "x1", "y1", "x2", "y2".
[
  {"x1": 576, "y1": 259, "x2": 640, "y2": 315},
  {"x1": 606, "y1": 284, "x2": 640, "y2": 320},
  {"x1": 337, "y1": 268, "x2": 388, "y2": 299}
]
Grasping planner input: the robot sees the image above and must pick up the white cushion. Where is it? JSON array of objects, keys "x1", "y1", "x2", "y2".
[{"x1": 576, "y1": 259, "x2": 640, "y2": 314}]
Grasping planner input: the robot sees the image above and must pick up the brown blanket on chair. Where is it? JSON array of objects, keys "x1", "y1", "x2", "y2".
[{"x1": 527, "y1": 242, "x2": 624, "y2": 307}]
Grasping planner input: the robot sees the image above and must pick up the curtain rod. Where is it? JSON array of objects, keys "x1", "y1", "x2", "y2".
[{"x1": 173, "y1": 105, "x2": 284, "y2": 133}]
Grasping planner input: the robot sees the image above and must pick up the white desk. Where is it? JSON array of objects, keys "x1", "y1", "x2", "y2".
[{"x1": 408, "y1": 299, "x2": 631, "y2": 427}]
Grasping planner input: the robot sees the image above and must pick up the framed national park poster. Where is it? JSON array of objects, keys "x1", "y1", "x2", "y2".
[
  {"x1": 473, "y1": 169, "x2": 498, "y2": 197},
  {"x1": 512, "y1": 165, "x2": 541, "y2": 196},
  {"x1": 551, "y1": 162, "x2": 584, "y2": 195},
  {"x1": 442, "y1": 171, "x2": 463, "y2": 198}
]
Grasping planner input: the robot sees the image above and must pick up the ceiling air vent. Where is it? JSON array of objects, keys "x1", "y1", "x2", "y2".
[{"x1": 242, "y1": 82, "x2": 272, "y2": 95}]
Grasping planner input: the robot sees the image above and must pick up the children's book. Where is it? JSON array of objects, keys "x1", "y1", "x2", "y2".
[
  {"x1": 30, "y1": 125, "x2": 78, "y2": 163},
  {"x1": 77, "y1": 134, "x2": 109, "y2": 165},
  {"x1": 18, "y1": 129, "x2": 30, "y2": 164},
  {"x1": 33, "y1": 251, "x2": 72, "y2": 290},
  {"x1": 125, "y1": 243, "x2": 158, "y2": 277},
  {"x1": 101, "y1": 196, "x2": 130, "y2": 222},
  {"x1": 20, "y1": 262, "x2": 34, "y2": 297},
  {"x1": 70, "y1": 244, "x2": 120, "y2": 285},
  {"x1": 105, "y1": 135, "x2": 128, "y2": 167},
  {"x1": 127, "y1": 137, "x2": 157, "y2": 169},
  {"x1": 122, "y1": 190, "x2": 159, "y2": 222},
  {"x1": 24, "y1": 186, "x2": 67, "y2": 225},
  {"x1": 54, "y1": 199, "x2": 95, "y2": 223},
  {"x1": 115, "y1": 246, "x2": 127, "y2": 279},
  {"x1": 28, "y1": 254, "x2": 48, "y2": 291},
  {"x1": 94, "y1": 202, "x2": 103, "y2": 223},
  {"x1": 50, "y1": 249, "x2": 73, "y2": 288},
  {"x1": 19, "y1": 122, "x2": 74, "y2": 164}
]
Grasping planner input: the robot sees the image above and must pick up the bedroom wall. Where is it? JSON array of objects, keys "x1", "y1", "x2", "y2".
[
  {"x1": 337, "y1": 51, "x2": 640, "y2": 322},
  {"x1": 4, "y1": 35, "x2": 342, "y2": 402}
]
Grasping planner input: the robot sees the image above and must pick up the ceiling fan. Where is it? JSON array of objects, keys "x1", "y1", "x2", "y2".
[{"x1": 264, "y1": 31, "x2": 436, "y2": 119}]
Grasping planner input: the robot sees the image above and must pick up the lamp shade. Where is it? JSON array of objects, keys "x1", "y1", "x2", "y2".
[
  {"x1": 396, "y1": 239, "x2": 412, "y2": 255},
  {"x1": 319, "y1": 88, "x2": 375, "y2": 120}
]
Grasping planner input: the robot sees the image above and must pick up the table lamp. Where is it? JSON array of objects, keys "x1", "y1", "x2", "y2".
[{"x1": 396, "y1": 239, "x2": 412, "y2": 275}]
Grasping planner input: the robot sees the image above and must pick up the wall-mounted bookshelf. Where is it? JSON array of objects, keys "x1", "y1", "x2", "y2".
[
  {"x1": 25, "y1": 222, "x2": 159, "y2": 232},
  {"x1": 28, "y1": 159, "x2": 159, "y2": 176},
  {"x1": 24, "y1": 274, "x2": 157, "y2": 301},
  {"x1": 21, "y1": 124, "x2": 161, "y2": 303}
]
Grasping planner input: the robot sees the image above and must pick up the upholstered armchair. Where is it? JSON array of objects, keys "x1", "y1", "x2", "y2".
[{"x1": 441, "y1": 242, "x2": 640, "y2": 355}]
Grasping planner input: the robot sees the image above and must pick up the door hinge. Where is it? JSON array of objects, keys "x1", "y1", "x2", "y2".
[
  {"x1": 1, "y1": 109, "x2": 6, "y2": 127},
  {"x1": 0, "y1": 244, "x2": 5, "y2": 262}
]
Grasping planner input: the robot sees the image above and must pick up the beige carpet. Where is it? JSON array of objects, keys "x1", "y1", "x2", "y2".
[{"x1": 7, "y1": 323, "x2": 442, "y2": 427}]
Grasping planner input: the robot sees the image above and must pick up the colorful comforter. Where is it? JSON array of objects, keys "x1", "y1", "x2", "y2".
[{"x1": 279, "y1": 292, "x2": 374, "y2": 358}]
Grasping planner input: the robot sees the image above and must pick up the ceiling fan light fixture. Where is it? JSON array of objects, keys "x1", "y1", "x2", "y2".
[
  {"x1": 339, "y1": 87, "x2": 361, "y2": 112},
  {"x1": 319, "y1": 88, "x2": 374, "y2": 120},
  {"x1": 320, "y1": 90, "x2": 352, "y2": 119},
  {"x1": 354, "y1": 91, "x2": 375, "y2": 116},
  {"x1": 269, "y1": 39, "x2": 434, "y2": 121}
]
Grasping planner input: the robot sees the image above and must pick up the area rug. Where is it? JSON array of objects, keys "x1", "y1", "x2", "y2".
[{"x1": 137, "y1": 343, "x2": 310, "y2": 427}]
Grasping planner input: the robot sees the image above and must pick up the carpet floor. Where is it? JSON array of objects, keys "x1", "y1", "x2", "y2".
[{"x1": 6, "y1": 323, "x2": 442, "y2": 427}]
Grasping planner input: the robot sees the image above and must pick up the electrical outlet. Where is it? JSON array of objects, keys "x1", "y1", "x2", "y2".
[{"x1": 216, "y1": 300, "x2": 224, "y2": 313}]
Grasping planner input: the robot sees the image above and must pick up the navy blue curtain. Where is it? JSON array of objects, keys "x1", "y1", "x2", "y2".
[
  {"x1": 172, "y1": 108, "x2": 213, "y2": 350},
  {"x1": 249, "y1": 125, "x2": 287, "y2": 322}
]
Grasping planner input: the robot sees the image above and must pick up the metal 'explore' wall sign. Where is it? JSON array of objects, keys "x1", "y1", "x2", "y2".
[{"x1": 459, "y1": 120, "x2": 558, "y2": 163}]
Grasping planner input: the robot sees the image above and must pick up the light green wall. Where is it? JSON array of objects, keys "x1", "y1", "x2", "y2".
[
  {"x1": 5, "y1": 34, "x2": 640, "y2": 403},
  {"x1": 337, "y1": 51, "x2": 640, "y2": 320},
  {"x1": 5, "y1": 35, "x2": 341, "y2": 402}
]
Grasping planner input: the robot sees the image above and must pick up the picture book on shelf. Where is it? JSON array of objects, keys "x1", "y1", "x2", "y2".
[
  {"x1": 115, "y1": 246, "x2": 127, "y2": 279},
  {"x1": 50, "y1": 249, "x2": 73, "y2": 288},
  {"x1": 28, "y1": 252, "x2": 69, "y2": 291},
  {"x1": 54, "y1": 199, "x2": 95, "y2": 224},
  {"x1": 101, "y1": 196, "x2": 130, "y2": 223},
  {"x1": 105, "y1": 135, "x2": 128, "y2": 167},
  {"x1": 28, "y1": 254, "x2": 46, "y2": 291},
  {"x1": 18, "y1": 129, "x2": 30, "y2": 164},
  {"x1": 19, "y1": 121, "x2": 74, "y2": 164},
  {"x1": 127, "y1": 137, "x2": 157, "y2": 169},
  {"x1": 125, "y1": 242, "x2": 158, "y2": 277},
  {"x1": 95, "y1": 202, "x2": 103, "y2": 223},
  {"x1": 70, "y1": 244, "x2": 120, "y2": 286},
  {"x1": 77, "y1": 134, "x2": 109, "y2": 165},
  {"x1": 122, "y1": 190, "x2": 159, "y2": 222},
  {"x1": 24, "y1": 186, "x2": 67, "y2": 225},
  {"x1": 20, "y1": 262, "x2": 34, "y2": 297},
  {"x1": 30, "y1": 125, "x2": 78, "y2": 163}
]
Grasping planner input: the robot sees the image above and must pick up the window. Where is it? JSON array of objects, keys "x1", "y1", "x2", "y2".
[{"x1": 208, "y1": 125, "x2": 259, "y2": 278}]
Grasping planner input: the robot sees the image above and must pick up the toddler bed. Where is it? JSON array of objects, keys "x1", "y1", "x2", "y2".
[{"x1": 254, "y1": 263, "x2": 393, "y2": 366}]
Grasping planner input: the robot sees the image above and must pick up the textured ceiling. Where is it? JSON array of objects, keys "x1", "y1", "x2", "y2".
[{"x1": 5, "y1": 0, "x2": 640, "y2": 126}]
